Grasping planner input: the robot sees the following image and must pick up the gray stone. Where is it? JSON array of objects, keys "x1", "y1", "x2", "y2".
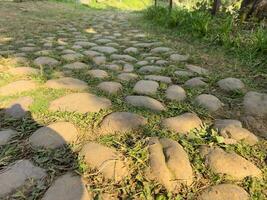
[
  {"x1": 34, "y1": 56, "x2": 59, "y2": 67},
  {"x1": 97, "y1": 81, "x2": 122, "y2": 94},
  {"x1": 61, "y1": 53, "x2": 83, "y2": 62},
  {"x1": 213, "y1": 119, "x2": 242, "y2": 131},
  {"x1": 161, "y1": 113, "x2": 202, "y2": 134},
  {"x1": 133, "y1": 80, "x2": 159, "y2": 95},
  {"x1": 29, "y1": 122, "x2": 79, "y2": 149},
  {"x1": 117, "y1": 73, "x2": 138, "y2": 81},
  {"x1": 42, "y1": 173, "x2": 92, "y2": 200},
  {"x1": 174, "y1": 70, "x2": 194, "y2": 77},
  {"x1": 218, "y1": 77, "x2": 245, "y2": 91},
  {"x1": 0, "y1": 160, "x2": 46, "y2": 197},
  {"x1": 144, "y1": 75, "x2": 172, "y2": 84},
  {"x1": 186, "y1": 64, "x2": 209, "y2": 75},
  {"x1": 137, "y1": 61, "x2": 149, "y2": 66},
  {"x1": 125, "y1": 95, "x2": 166, "y2": 112},
  {"x1": 170, "y1": 54, "x2": 189, "y2": 62},
  {"x1": 62, "y1": 62, "x2": 88, "y2": 70},
  {"x1": 138, "y1": 66, "x2": 163, "y2": 73},
  {"x1": 124, "y1": 47, "x2": 138, "y2": 54},
  {"x1": 110, "y1": 54, "x2": 137, "y2": 62},
  {"x1": 184, "y1": 77, "x2": 207, "y2": 88},
  {"x1": 92, "y1": 56, "x2": 106, "y2": 65},
  {"x1": 198, "y1": 184, "x2": 249, "y2": 200},
  {"x1": 45, "y1": 77, "x2": 88, "y2": 90},
  {"x1": 91, "y1": 46, "x2": 118, "y2": 54},
  {"x1": 195, "y1": 94, "x2": 223, "y2": 112},
  {"x1": 80, "y1": 142, "x2": 128, "y2": 182},
  {"x1": 151, "y1": 47, "x2": 171, "y2": 53},
  {"x1": 243, "y1": 91, "x2": 267, "y2": 117},
  {"x1": 88, "y1": 69, "x2": 109, "y2": 79},
  {"x1": 0, "y1": 129, "x2": 17, "y2": 145},
  {"x1": 98, "y1": 112, "x2": 147, "y2": 135},
  {"x1": 49, "y1": 93, "x2": 111, "y2": 113},
  {"x1": 165, "y1": 85, "x2": 186, "y2": 101}
]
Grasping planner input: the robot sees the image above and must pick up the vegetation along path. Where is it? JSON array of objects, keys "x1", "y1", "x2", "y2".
[{"x1": 0, "y1": 1, "x2": 266, "y2": 199}]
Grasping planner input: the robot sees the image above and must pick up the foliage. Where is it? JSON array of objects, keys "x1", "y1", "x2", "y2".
[{"x1": 143, "y1": 5, "x2": 267, "y2": 69}]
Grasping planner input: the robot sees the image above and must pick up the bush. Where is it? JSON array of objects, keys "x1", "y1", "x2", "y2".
[{"x1": 143, "y1": 6, "x2": 267, "y2": 67}]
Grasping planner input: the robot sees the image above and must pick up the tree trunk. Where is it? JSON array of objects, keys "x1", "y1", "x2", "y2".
[
  {"x1": 211, "y1": 0, "x2": 221, "y2": 15},
  {"x1": 169, "y1": 0, "x2": 173, "y2": 11},
  {"x1": 240, "y1": 0, "x2": 267, "y2": 20}
]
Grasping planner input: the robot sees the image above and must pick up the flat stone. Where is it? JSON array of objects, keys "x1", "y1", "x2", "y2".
[
  {"x1": 62, "y1": 49, "x2": 76, "y2": 54},
  {"x1": 198, "y1": 184, "x2": 249, "y2": 200},
  {"x1": 61, "y1": 53, "x2": 83, "y2": 62},
  {"x1": 124, "y1": 47, "x2": 138, "y2": 54},
  {"x1": 204, "y1": 147, "x2": 261, "y2": 180},
  {"x1": 220, "y1": 125, "x2": 258, "y2": 145},
  {"x1": 29, "y1": 122, "x2": 79, "y2": 149},
  {"x1": 195, "y1": 94, "x2": 223, "y2": 112},
  {"x1": 213, "y1": 119, "x2": 242, "y2": 131},
  {"x1": 92, "y1": 56, "x2": 106, "y2": 65},
  {"x1": 45, "y1": 77, "x2": 88, "y2": 90},
  {"x1": 5, "y1": 96, "x2": 33, "y2": 119},
  {"x1": 138, "y1": 66, "x2": 163, "y2": 73},
  {"x1": 35, "y1": 50, "x2": 53, "y2": 56},
  {"x1": 151, "y1": 47, "x2": 171, "y2": 53},
  {"x1": 63, "y1": 62, "x2": 88, "y2": 70},
  {"x1": 0, "y1": 160, "x2": 46, "y2": 197},
  {"x1": 148, "y1": 137, "x2": 193, "y2": 191},
  {"x1": 184, "y1": 77, "x2": 207, "y2": 88},
  {"x1": 144, "y1": 75, "x2": 172, "y2": 84},
  {"x1": 123, "y1": 63, "x2": 134, "y2": 72},
  {"x1": 0, "y1": 129, "x2": 17, "y2": 145},
  {"x1": 97, "y1": 81, "x2": 122, "y2": 94},
  {"x1": 133, "y1": 80, "x2": 159, "y2": 95},
  {"x1": 7, "y1": 67, "x2": 39, "y2": 76},
  {"x1": 165, "y1": 85, "x2": 186, "y2": 101},
  {"x1": 174, "y1": 70, "x2": 194, "y2": 77},
  {"x1": 95, "y1": 39, "x2": 112, "y2": 44},
  {"x1": 170, "y1": 54, "x2": 189, "y2": 62},
  {"x1": 161, "y1": 113, "x2": 202, "y2": 134},
  {"x1": 156, "y1": 60, "x2": 168, "y2": 65},
  {"x1": 218, "y1": 77, "x2": 245, "y2": 91},
  {"x1": 110, "y1": 54, "x2": 137, "y2": 62},
  {"x1": 0, "y1": 80, "x2": 37, "y2": 96},
  {"x1": 137, "y1": 61, "x2": 149, "y2": 66},
  {"x1": 20, "y1": 47, "x2": 37, "y2": 52},
  {"x1": 74, "y1": 41, "x2": 96, "y2": 47},
  {"x1": 88, "y1": 69, "x2": 108, "y2": 79},
  {"x1": 49, "y1": 93, "x2": 111, "y2": 113},
  {"x1": 104, "y1": 64, "x2": 122, "y2": 71},
  {"x1": 117, "y1": 73, "x2": 138, "y2": 81},
  {"x1": 42, "y1": 173, "x2": 92, "y2": 200},
  {"x1": 34, "y1": 56, "x2": 59, "y2": 67},
  {"x1": 243, "y1": 91, "x2": 267, "y2": 117},
  {"x1": 80, "y1": 142, "x2": 128, "y2": 182},
  {"x1": 125, "y1": 95, "x2": 166, "y2": 112},
  {"x1": 83, "y1": 50, "x2": 102, "y2": 58},
  {"x1": 91, "y1": 46, "x2": 118, "y2": 54},
  {"x1": 186, "y1": 64, "x2": 209, "y2": 75},
  {"x1": 98, "y1": 112, "x2": 147, "y2": 135}
]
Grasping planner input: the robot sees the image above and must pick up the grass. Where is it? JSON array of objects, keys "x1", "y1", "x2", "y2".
[{"x1": 0, "y1": 1, "x2": 266, "y2": 199}]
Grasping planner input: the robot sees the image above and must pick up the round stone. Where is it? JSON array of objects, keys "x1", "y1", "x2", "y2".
[
  {"x1": 198, "y1": 184, "x2": 249, "y2": 200},
  {"x1": 161, "y1": 113, "x2": 202, "y2": 134},
  {"x1": 110, "y1": 54, "x2": 137, "y2": 62},
  {"x1": 117, "y1": 73, "x2": 138, "y2": 81},
  {"x1": 7, "y1": 67, "x2": 39, "y2": 76},
  {"x1": 174, "y1": 70, "x2": 194, "y2": 77},
  {"x1": 97, "y1": 81, "x2": 122, "y2": 94},
  {"x1": 204, "y1": 147, "x2": 261, "y2": 180},
  {"x1": 29, "y1": 122, "x2": 79, "y2": 149},
  {"x1": 61, "y1": 53, "x2": 83, "y2": 62},
  {"x1": 0, "y1": 129, "x2": 17, "y2": 145},
  {"x1": 243, "y1": 91, "x2": 267, "y2": 117},
  {"x1": 34, "y1": 56, "x2": 59, "y2": 67},
  {"x1": 79, "y1": 142, "x2": 128, "y2": 182},
  {"x1": 186, "y1": 64, "x2": 209, "y2": 75},
  {"x1": 165, "y1": 85, "x2": 186, "y2": 101},
  {"x1": 138, "y1": 66, "x2": 163, "y2": 73},
  {"x1": 148, "y1": 137, "x2": 193, "y2": 191},
  {"x1": 151, "y1": 47, "x2": 171, "y2": 53},
  {"x1": 184, "y1": 77, "x2": 207, "y2": 88},
  {"x1": 42, "y1": 173, "x2": 92, "y2": 200},
  {"x1": 91, "y1": 46, "x2": 118, "y2": 54},
  {"x1": 133, "y1": 80, "x2": 159, "y2": 95},
  {"x1": 213, "y1": 119, "x2": 242, "y2": 131},
  {"x1": 144, "y1": 75, "x2": 172, "y2": 84},
  {"x1": 63, "y1": 62, "x2": 88, "y2": 70},
  {"x1": 5, "y1": 96, "x2": 33, "y2": 119},
  {"x1": 45, "y1": 77, "x2": 88, "y2": 90},
  {"x1": 124, "y1": 47, "x2": 138, "y2": 54},
  {"x1": 195, "y1": 94, "x2": 223, "y2": 112},
  {"x1": 88, "y1": 69, "x2": 109, "y2": 79},
  {"x1": 170, "y1": 54, "x2": 189, "y2": 62},
  {"x1": 49, "y1": 93, "x2": 112, "y2": 113},
  {"x1": 0, "y1": 160, "x2": 46, "y2": 198},
  {"x1": 125, "y1": 95, "x2": 166, "y2": 112},
  {"x1": 218, "y1": 77, "x2": 245, "y2": 91},
  {"x1": 98, "y1": 112, "x2": 147, "y2": 135},
  {"x1": 0, "y1": 80, "x2": 37, "y2": 96},
  {"x1": 92, "y1": 56, "x2": 106, "y2": 65}
]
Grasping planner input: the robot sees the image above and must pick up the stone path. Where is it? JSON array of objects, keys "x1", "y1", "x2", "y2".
[{"x1": 0, "y1": 2, "x2": 266, "y2": 199}]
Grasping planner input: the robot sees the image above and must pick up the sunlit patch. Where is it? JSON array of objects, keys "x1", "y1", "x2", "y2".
[
  {"x1": 0, "y1": 37, "x2": 13, "y2": 43},
  {"x1": 84, "y1": 27, "x2": 97, "y2": 34},
  {"x1": 57, "y1": 38, "x2": 68, "y2": 45}
]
